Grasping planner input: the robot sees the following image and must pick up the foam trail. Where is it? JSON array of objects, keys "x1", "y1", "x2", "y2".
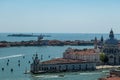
[
  {"x1": 0, "y1": 54, "x2": 24, "y2": 60},
  {"x1": 33, "y1": 75, "x2": 59, "y2": 78},
  {"x1": 80, "y1": 72, "x2": 101, "y2": 75}
]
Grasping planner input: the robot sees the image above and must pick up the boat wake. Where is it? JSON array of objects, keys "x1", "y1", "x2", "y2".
[
  {"x1": 80, "y1": 72, "x2": 101, "y2": 75},
  {"x1": 0, "y1": 54, "x2": 24, "y2": 60},
  {"x1": 33, "y1": 75, "x2": 59, "y2": 78},
  {"x1": 102, "y1": 70, "x2": 109, "y2": 73}
]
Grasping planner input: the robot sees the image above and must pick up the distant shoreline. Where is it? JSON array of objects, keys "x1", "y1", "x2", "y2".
[{"x1": 0, "y1": 40, "x2": 94, "y2": 48}]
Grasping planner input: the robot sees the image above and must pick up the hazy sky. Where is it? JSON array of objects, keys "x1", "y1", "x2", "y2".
[{"x1": 0, "y1": 0, "x2": 120, "y2": 33}]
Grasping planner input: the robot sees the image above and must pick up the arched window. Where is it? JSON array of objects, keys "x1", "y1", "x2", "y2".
[
  {"x1": 54, "y1": 67, "x2": 56, "y2": 70},
  {"x1": 59, "y1": 66, "x2": 61, "y2": 69},
  {"x1": 59, "y1": 66, "x2": 61, "y2": 71},
  {"x1": 66, "y1": 65, "x2": 68, "y2": 70},
  {"x1": 119, "y1": 56, "x2": 120, "y2": 65},
  {"x1": 86, "y1": 64, "x2": 87, "y2": 70},
  {"x1": 103, "y1": 49, "x2": 106, "y2": 53},
  {"x1": 110, "y1": 55, "x2": 113, "y2": 58},
  {"x1": 79, "y1": 65, "x2": 81, "y2": 70},
  {"x1": 72, "y1": 65, "x2": 75, "y2": 70}
]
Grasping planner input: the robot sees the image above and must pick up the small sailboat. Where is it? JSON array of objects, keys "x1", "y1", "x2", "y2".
[
  {"x1": 24, "y1": 70, "x2": 27, "y2": 74},
  {"x1": 2, "y1": 68, "x2": 4, "y2": 71},
  {"x1": 11, "y1": 68, "x2": 13, "y2": 72},
  {"x1": 58, "y1": 74, "x2": 64, "y2": 77},
  {"x1": 23, "y1": 56, "x2": 25, "y2": 59},
  {"x1": 7, "y1": 62, "x2": 9, "y2": 66},
  {"x1": 8, "y1": 59, "x2": 9, "y2": 62},
  {"x1": 28, "y1": 61, "x2": 30, "y2": 64},
  {"x1": 24, "y1": 68, "x2": 29, "y2": 74}
]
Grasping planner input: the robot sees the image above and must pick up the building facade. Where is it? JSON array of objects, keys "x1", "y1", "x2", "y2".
[
  {"x1": 95, "y1": 29, "x2": 120, "y2": 65},
  {"x1": 31, "y1": 54, "x2": 96, "y2": 74},
  {"x1": 63, "y1": 48, "x2": 100, "y2": 63}
]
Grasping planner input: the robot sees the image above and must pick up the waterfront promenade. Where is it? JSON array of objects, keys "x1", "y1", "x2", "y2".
[
  {"x1": 96, "y1": 65, "x2": 120, "y2": 70},
  {"x1": 98, "y1": 67, "x2": 120, "y2": 80}
]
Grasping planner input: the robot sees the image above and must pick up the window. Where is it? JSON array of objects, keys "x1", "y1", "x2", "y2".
[
  {"x1": 110, "y1": 55, "x2": 113, "y2": 58},
  {"x1": 72, "y1": 65, "x2": 75, "y2": 70},
  {"x1": 79, "y1": 65, "x2": 81, "y2": 70},
  {"x1": 54, "y1": 67, "x2": 56, "y2": 70},
  {"x1": 86, "y1": 64, "x2": 87, "y2": 70},
  {"x1": 66, "y1": 65, "x2": 68, "y2": 70},
  {"x1": 59, "y1": 66, "x2": 61, "y2": 71},
  {"x1": 59, "y1": 66, "x2": 61, "y2": 69}
]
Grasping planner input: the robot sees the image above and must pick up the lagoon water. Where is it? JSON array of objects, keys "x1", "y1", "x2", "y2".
[
  {"x1": 1, "y1": 33, "x2": 120, "y2": 42},
  {"x1": 0, "y1": 33, "x2": 118, "y2": 80}
]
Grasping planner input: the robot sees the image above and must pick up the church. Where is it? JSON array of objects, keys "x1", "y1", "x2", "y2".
[{"x1": 95, "y1": 29, "x2": 120, "y2": 65}]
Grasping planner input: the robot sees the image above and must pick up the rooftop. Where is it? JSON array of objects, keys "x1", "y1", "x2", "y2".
[
  {"x1": 100, "y1": 77, "x2": 120, "y2": 80},
  {"x1": 65, "y1": 48, "x2": 96, "y2": 55},
  {"x1": 41, "y1": 58, "x2": 87, "y2": 64}
]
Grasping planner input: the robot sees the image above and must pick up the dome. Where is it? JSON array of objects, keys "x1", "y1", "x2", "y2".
[
  {"x1": 105, "y1": 38, "x2": 118, "y2": 45},
  {"x1": 109, "y1": 29, "x2": 114, "y2": 39},
  {"x1": 105, "y1": 29, "x2": 118, "y2": 45}
]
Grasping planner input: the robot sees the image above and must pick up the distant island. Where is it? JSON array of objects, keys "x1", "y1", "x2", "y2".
[{"x1": 8, "y1": 33, "x2": 51, "y2": 37}]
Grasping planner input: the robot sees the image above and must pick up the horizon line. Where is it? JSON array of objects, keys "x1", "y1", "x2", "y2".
[{"x1": 1, "y1": 32, "x2": 120, "y2": 34}]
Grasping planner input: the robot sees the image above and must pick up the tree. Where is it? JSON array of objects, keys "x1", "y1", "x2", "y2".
[{"x1": 100, "y1": 53, "x2": 108, "y2": 65}]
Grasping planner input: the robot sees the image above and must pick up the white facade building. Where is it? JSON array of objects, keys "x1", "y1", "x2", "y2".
[
  {"x1": 31, "y1": 54, "x2": 96, "y2": 74},
  {"x1": 63, "y1": 48, "x2": 100, "y2": 63}
]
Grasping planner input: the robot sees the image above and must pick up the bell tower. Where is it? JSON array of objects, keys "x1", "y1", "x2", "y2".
[
  {"x1": 31, "y1": 54, "x2": 40, "y2": 73},
  {"x1": 94, "y1": 37, "x2": 97, "y2": 49}
]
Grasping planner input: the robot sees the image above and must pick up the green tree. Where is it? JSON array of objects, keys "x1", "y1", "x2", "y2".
[{"x1": 100, "y1": 53, "x2": 108, "y2": 65}]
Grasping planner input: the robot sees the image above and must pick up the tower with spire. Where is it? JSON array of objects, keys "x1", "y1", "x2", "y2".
[
  {"x1": 99, "y1": 35, "x2": 104, "y2": 52},
  {"x1": 94, "y1": 37, "x2": 97, "y2": 49},
  {"x1": 98, "y1": 29, "x2": 120, "y2": 65},
  {"x1": 31, "y1": 54, "x2": 40, "y2": 73}
]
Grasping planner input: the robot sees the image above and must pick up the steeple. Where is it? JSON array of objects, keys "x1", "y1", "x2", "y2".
[
  {"x1": 33, "y1": 53, "x2": 40, "y2": 65},
  {"x1": 32, "y1": 53, "x2": 40, "y2": 73},
  {"x1": 94, "y1": 37, "x2": 97, "y2": 44},
  {"x1": 109, "y1": 29, "x2": 114, "y2": 39},
  {"x1": 94, "y1": 37, "x2": 97, "y2": 49}
]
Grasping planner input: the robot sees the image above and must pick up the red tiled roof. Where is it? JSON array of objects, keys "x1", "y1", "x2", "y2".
[
  {"x1": 106, "y1": 77, "x2": 120, "y2": 80},
  {"x1": 42, "y1": 58, "x2": 86, "y2": 64},
  {"x1": 67, "y1": 49, "x2": 96, "y2": 55}
]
